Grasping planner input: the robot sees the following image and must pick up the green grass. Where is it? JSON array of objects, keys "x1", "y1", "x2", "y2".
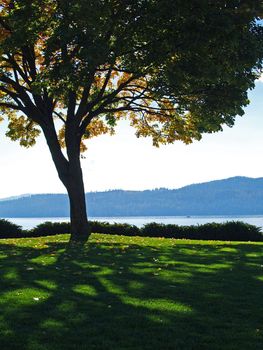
[{"x1": 0, "y1": 234, "x2": 262, "y2": 350}]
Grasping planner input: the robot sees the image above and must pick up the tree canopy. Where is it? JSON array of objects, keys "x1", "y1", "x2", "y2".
[
  {"x1": 0, "y1": 0, "x2": 263, "y2": 241},
  {"x1": 1, "y1": 0, "x2": 262, "y2": 148}
]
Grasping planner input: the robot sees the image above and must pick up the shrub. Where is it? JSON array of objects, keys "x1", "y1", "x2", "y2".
[
  {"x1": 28, "y1": 220, "x2": 141, "y2": 237},
  {"x1": 30, "y1": 221, "x2": 70, "y2": 237},
  {"x1": 195, "y1": 221, "x2": 263, "y2": 241},
  {"x1": 141, "y1": 221, "x2": 263, "y2": 241},
  {"x1": 140, "y1": 222, "x2": 180, "y2": 238},
  {"x1": 0, "y1": 219, "x2": 23, "y2": 238},
  {"x1": 90, "y1": 221, "x2": 141, "y2": 236}
]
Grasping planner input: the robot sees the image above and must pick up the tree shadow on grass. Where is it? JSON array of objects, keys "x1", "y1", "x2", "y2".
[{"x1": 0, "y1": 237, "x2": 262, "y2": 350}]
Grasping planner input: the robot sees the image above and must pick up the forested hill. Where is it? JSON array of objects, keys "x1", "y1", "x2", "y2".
[{"x1": 0, "y1": 176, "x2": 263, "y2": 217}]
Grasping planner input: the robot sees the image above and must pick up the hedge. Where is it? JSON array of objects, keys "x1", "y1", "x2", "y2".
[
  {"x1": 0, "y1": 219, "x2": 23, "y2": 238},
  {"x1": 0, "y1": 219, "x2": 262, "y2": 242}
]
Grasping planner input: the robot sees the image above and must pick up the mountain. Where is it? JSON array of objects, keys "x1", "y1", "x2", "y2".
[
  {"x1": 0, "y1": 194, "x2": 31, "y2": 202},
  {"x1": 87, "y1": 176, "x2": 263, "y2": 216},
  {"x1": 0, "y1": 176, "x2": 263, "y2": 217}
]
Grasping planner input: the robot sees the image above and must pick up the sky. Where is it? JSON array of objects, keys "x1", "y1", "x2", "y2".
[{"x1": 0, "y1": 81, "x2": 263, "y2": 198}]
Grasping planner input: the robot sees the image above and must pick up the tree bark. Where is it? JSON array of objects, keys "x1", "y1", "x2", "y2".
[
  {"x1": 41, "y1": 121, "x2": 90, "y2": 244},
  {"x1": 66, "y1": 161, "x2": 90, "y2": 243}
]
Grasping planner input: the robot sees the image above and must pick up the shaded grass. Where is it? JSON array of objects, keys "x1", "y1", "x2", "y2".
[{"x1": 0, "y1": 234, "x2": 262, "y2": 349}]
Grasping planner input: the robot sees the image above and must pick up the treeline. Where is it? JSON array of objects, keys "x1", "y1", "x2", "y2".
[
  {"x1": 1, "y1": 176, "x2": 263, "y2": 217},
  {"x1": 0, "y1": 219, "x2": 262, "y2": 242}
]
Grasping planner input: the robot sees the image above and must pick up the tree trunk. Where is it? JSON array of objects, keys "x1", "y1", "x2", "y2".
[
  {"x1": 66, "y1": 163, "x2": 90, "y2": 243},
  {"x1": 41, "y1": 122, "x2": 90, "y2": 244}
]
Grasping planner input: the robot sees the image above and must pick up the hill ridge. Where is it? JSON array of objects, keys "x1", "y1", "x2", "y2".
[{"x1": 0, "y1": 176, "x2": 263, "y2": 217}]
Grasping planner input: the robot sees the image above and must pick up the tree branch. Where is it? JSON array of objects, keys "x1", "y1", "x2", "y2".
[
  {"x1": 75, "y1": 70, "x2": 96, "y2": 121},
  {"x1": 5, "y1": 54, "x2": 31, "y2": 86},
  {"x1": 0, "y1": 102, "x2": 21, "y2": 110},
  {"x1": 0, "y1": 74, "x2": 42, "y2": 123},
  {"x1": 53, "y1": 110, "x2": 66, "y2": 123},
  {"x1": 67, "y1": 91, "x2": 77, "y2": 122}
]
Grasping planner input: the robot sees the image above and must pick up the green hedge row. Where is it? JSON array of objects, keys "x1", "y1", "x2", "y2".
[{"x1": 0, "y1": 218, "x2": 262, "y2": 242}]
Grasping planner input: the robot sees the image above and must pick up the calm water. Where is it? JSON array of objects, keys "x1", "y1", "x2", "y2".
[{"x1": 5, "y1": 215, "x2": 263, "y2": 230}]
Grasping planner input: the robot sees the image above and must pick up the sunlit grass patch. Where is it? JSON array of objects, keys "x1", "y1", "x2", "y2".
[{"x1": 1, "y1": 288, "x2": 51, "y2": 306}]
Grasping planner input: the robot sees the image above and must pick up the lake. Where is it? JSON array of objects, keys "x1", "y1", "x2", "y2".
[{"x1": 5, "y1": 215, "x2": 263, "y2": 230}]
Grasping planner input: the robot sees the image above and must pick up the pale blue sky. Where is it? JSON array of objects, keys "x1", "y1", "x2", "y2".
[{"x1": 0, "y1": 81, "x2": 262, "y2": 198}]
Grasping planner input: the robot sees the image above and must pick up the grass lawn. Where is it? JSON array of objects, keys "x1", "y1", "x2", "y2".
[{"x1": 0, "y1": 234, "x2": 262, "y2": 350}]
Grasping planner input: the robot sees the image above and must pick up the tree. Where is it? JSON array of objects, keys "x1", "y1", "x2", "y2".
[{"x1": 0, "y1": 0, "x2": 262, "y2": 243}]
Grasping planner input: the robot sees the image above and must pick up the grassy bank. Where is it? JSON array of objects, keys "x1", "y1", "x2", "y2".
[{"x1": 0, "y1": 234, "x2": 262, "y2": 349}]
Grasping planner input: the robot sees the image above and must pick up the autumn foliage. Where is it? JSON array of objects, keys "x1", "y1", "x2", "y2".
[{"x1": 0, "y1": 1, "x2": 262, "y2": 149}]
